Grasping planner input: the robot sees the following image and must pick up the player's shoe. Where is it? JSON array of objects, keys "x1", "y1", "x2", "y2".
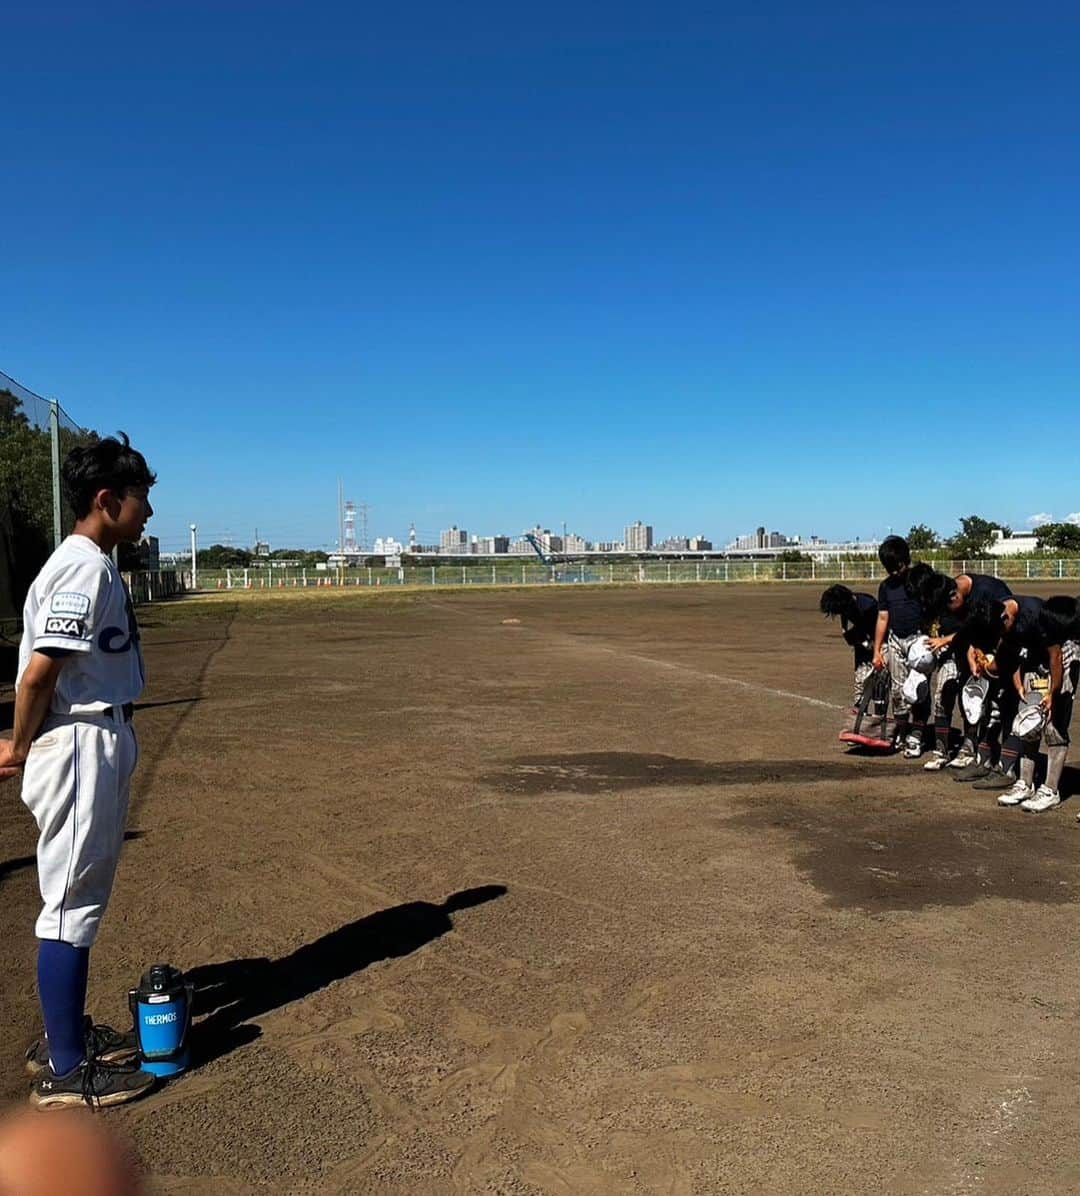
[
  {"x1": 1021, "y1": 785, "x2": 1061, "y2": 814},
  {"x1": 25, "y1": 1018, "x2": 139, "y2": 1077},
  {"x1": 972, "y1": 769, "x2": 1016, "y2": 791},
  {"x1": 952, "y1": 760, "x2": 991, "y2": 782},
  {"x1": 902, "y1": 736, "x2": 925, "y2": 759},
  {"x1": 947, "y1": 750, "x2": 977, "y2": 770},
  {"x1": 996, "y1": 779, "x2": 1034, "y2": 807},
  {"x1": 29, "y1": 1057, "x2": 155, "y2": 1110},
  {"x1": 922, "y1": 751, "x2": 950, "y2": 771}
]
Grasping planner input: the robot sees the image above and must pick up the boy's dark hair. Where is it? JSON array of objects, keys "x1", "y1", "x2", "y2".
[
  {"x1": 1038, "y1": 595, "x2": 1080, "y2": 645},
  {"x1": 878, "y1": 535, "x2": 911, "y2": 574},
  {"x1": 909, "y1": 568, "x2": 956, "y2": 617},
  {"x1": 904, "y1": 562, "x2": 935, "y2": 605},
  {"x1": 62, "y1": 432, "x2": 156, "y2": 519},
  {"x1": 819, "y1": 584, "x2": 858, "y2": 620},
  {"x1": 965, "y1": 597, "x2": 1007, "y2": 651}
]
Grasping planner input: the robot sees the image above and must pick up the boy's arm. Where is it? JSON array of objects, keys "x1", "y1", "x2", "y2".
[
  {"x1": 872, "y1": 611, "x2": 889, "y2": 669},
  {"x1": 1045, "y1": 644, "x2": 1063, "y2": 713},
  {"x1": 0, "y1": 652, "x2": 67, "y2": 781}
]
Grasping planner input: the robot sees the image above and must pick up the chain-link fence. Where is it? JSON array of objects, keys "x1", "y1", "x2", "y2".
[
  {"x1": 1, "y1": 369, "x2": 95, "y2": 631},
  {"x1": 197, "y1": 556, "x2": 1080, "y2": 592}
]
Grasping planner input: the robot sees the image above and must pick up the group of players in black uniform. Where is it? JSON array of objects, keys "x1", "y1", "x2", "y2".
[{"x1": 821, "y1": 534, "x2": 1080, "y2": 814}]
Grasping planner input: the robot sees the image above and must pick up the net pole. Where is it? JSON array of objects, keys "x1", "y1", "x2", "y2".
[{"x1": 49, "y1": 401, "x2": 62, "y2": 548}]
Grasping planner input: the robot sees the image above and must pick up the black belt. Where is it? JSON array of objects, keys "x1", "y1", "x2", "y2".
[{"x1": 103, "y1": 702, "x2": 134, "y2": 722}]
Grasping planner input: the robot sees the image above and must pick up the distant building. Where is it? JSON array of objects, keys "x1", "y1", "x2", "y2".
[
  {"x1": 656, "y1": 536, "x2": 690, "y2": 552},
  {"x1": 473, "y1": 535, "x2": 510, "y2": 554},
  {"x1": 511, "y1": 526, "x2": 562, "y2": 554},
  {"x1": 730, "y1": 526, "x2": 793, "y2": 551},
  {"x1": 118, "y1": 535, "x2": 160, "y2": 572},
  {"x1": 373, "y1": 536, "x2": 404, "y2": 556},
  {"x1": 689, "y1": 535, "x2": 712, "y2": 551},
  {"x1": 253, "y1": 540, "x2": 271, "y2": 557},
  {"x1": 624, "y1": 522, "x2": 653, "y2": 552},
  {"x1": 440, "y1": 526, "x2": 468, "y2": 553},
  {"x1": 564, "y1": 533, "x2": 587, "y2": 553},
  {"x1": 595, "y1": 540, "x2": 623, "y2": 552},
  {"x1": 985, "y1": 528, "x2": 1039, "y2": 558}
]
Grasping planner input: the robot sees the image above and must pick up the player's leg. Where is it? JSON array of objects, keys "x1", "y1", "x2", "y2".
[
  {"x1": 925, "y1": 657, "x2": 958, "y2": 770},
  {"x1": 853, "y1": 658, "x2": 874, "y2": 709},
  {"x1": 887, "y1": 633, "x2": 912, "y2": 749},
  {"x1": 1028, "y1": 640, "x2": 1078, "y2": 813},
  {"x1": 22, "y1": 719, "x2": 152, "y2": 1108},
  {"x1": 980, "y1": 678, "x2": 1028, "y2": 798}
]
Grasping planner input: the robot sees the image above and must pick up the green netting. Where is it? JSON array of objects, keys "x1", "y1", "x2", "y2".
[{"x1": 0, "y1": 370, "x2": 95, "y2": 628}]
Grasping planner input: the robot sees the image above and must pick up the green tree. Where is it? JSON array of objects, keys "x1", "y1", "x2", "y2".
[
  {"x1": 0, "y1": 388, "x2": 30, "y2": 430},
  {"x1": 777, "y1": 549, "x2": 809, "y2": 563},
  {"x1": 199, "y1": 544, "x2": 253, "y2": 569},
  {"x1": 947, "y1": 516, "x2": 1003, "y2": 559},
  {"x1": 1034, "y1": 522, "x2": 1080, "y2": 553},
  {"x1": 906, "y1": 524, "x2": 940, "y2": 552}
]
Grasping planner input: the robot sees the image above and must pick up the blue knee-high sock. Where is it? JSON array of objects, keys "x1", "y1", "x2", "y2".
[{"x1": 38, "y1": 940, "x2": 90, "y2": 1076}]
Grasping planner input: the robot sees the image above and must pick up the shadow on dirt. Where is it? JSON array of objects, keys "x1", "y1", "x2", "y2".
[
  {"x1": 134, "y1": 697, "x2": 201, "y2": 713},
  {"x1": 133, "y1": 604, "x2": 238, "y2": 810},
  {"x1": 483, "y1": 752, "x2": 881, "y2": 796},
  {"x1": 730, "y1": 779, "x2": 1080, "y2": 912},
  {"x1": 186, "y1": 885, "x2": 507, "y2": 1068}
]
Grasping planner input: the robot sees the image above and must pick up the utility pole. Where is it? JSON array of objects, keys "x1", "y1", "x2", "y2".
[
  {"x1": 337, "y1": 480, "x2": 345, "y2": 558},
  {"x1": 190, "y1": 524, "x2": 198, "y2": 590}
]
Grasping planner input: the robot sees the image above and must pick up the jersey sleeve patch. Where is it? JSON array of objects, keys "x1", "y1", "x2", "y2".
[
  {"x1": 50, "y1": 591, "x2": 93, "y2": 617},
  {"x1": 43, "y1": 615, "x2": 87, "y2": 638}
]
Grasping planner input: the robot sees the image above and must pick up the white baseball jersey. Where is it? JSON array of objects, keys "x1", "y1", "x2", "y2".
[{"x1": 18, "y1": 534, "x2": 145, "y2": 714}]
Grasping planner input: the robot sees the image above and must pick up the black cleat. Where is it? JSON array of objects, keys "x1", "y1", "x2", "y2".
[
  {"x1": 952, "y1": 761, "x2": 992, "y2": 783},
  {"x1": 29, "y1": 1057, "x2": 155, "y2": 1110},
  {"x1": 25, "y1": 1017, "x2": 139, "y2": 1077},
  {"x1": 972, "y1": 769, "x2": 1017, "y2": 791}
]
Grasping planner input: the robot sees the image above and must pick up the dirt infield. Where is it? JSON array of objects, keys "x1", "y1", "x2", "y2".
[{"x1": 3, "y1": 583, "x2": 1080, "y2": 1193}]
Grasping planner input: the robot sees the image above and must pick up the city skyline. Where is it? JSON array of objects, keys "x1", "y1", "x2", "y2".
[
  {"x1": 157, "y1": 497, "x2": 1080, "y2": 558},
  {"x1": 171, "y1": 510, "x2": 918, "y2": 558}
]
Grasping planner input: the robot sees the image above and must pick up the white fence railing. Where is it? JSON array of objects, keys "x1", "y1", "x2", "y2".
[{"x1": 173, "y1": 558, "x2": 1080, "y2": 592}]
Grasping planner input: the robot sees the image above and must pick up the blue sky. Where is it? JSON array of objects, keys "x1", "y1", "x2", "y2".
[{"x1": 3, "y1": 2, "x2": 1077, "y2": 554}]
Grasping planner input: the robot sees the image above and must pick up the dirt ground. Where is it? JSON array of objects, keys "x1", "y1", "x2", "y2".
[{"x1": 3, "y1": 582, "x2": 1080, "y2": 1194}]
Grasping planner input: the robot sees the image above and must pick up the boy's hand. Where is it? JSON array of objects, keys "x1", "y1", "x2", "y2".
[
  {"x1": 927, "y1": 636, "x2": 949, "y2": 653},
  {"x1": 0, "y1": 739, "x2": 26, "y2": 782},
  {"x1": 1040, "y1": 693, "x2": 1053, "y2": 716},
  {"x1": 873, "y1": 651, "x2": 886, "y2": 671}
]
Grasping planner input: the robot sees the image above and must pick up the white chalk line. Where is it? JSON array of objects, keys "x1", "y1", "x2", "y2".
[
  {"x1": 594, "y1": 646, "x2": 843, "y2": 712},
  {"x1": 428, "y1": 601, "x2": 843, "y2": 714}
]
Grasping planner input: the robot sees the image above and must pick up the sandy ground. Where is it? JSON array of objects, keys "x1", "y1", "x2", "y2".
[{"x1": 2, "y1": 582, "x2": 1080, "y2": 1194}]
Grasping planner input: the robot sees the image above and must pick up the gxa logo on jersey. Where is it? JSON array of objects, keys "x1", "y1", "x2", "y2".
[{"x1": 44, "y1": 616, "x2": 86, "y2": 637}]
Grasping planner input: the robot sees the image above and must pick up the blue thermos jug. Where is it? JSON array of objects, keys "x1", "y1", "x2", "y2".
[{"x1": 128, "y1": 964, "x2": 194, "y2": 1077}]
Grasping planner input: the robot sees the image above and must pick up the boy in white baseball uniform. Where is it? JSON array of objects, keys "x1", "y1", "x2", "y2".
[{"x1": 0, "y1": 434, "x2": 157, "y2": 1108}]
